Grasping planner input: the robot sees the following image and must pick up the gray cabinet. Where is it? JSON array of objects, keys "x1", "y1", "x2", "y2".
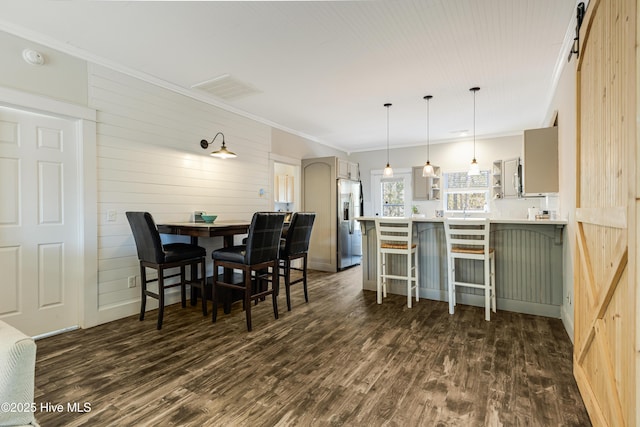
[
  {"x1": 275, "y1": 175, "x2": 294, "y2": 203},
  {"x1": 337, "y1": 158, "x2": 359, "y2": 180},
  {"x1": 523, "y1": 126, "x2": 559, "y2": 195}
]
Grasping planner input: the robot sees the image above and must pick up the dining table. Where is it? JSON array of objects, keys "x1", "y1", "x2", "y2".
[
  {"x1": 157, "y1": 220, "x2": 251, "y2": 312},
  {"x1": 156, "y1": 220, "x2": 251, "y2": 247}
]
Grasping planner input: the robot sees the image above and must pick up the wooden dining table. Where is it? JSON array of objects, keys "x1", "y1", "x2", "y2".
[
  {"x1": 156, "y1": 221, "x2": 251, "y2": 247},
  {"x1": 157, "y1": 220, "x2": 251, "y2": 312}
]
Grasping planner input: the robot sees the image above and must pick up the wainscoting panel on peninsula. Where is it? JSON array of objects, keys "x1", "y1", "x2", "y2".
[{"x1": 359, "y1": 218, "x2": 565, "y2": 318}]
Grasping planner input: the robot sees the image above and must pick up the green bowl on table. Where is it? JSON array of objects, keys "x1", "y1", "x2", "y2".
[{"x1": 201, "y1": 214, "x2": 217, "y2": 223}]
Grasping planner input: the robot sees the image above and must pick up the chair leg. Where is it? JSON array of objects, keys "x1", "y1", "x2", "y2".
[
  {"x1": 414, "y1": 249, "x2": 419, "y2": 303},
  {"x1": 376, "y1": 251, "x2": 383, "y2": 304},
  {"x1": 244, "y1": 269, "x2": 253, "y2": 332},
  {"x1": 180, "y1": 265, "x2": 187, "y2": 309},
  {"x1": 484, "y1": 258, "x2": 491, "y2": 321},
  {"x1": 448, "y1": 256, "x2": 455, "y2": 315},
  {"x1": 139, "y1": 264, "x2": 147, "y2": 321},
  {"x1": 190, "y1": 261, "x2": 197, "y2": 307},
  {"x1": 212, "y1": 263, "x2": 219, "y2": 323},
  {"x1": 407, "y1": 251, "x2": 412, "y2": 308},
  {"x1": 157, "y1": 268, "x2": 165, "y2": 330},
  {"x1": 302, "y1": 254, "x2": 309, "y2": 303},
  {"x1": 200, "y1": 258, "x2": 207, "y2": 316},
  {"x1": 284, "y1": 259, "x2": 292, "y2": 311},
  {"x1": 491, "y1": 254, "x2": 497, "y2": 314},
  {"x1": 272, "y1": 263, "x2": 279, "y2": 320}
]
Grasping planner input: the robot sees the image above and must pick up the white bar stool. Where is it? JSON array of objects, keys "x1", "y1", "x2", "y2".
[
  {"x1": 374, "y1": 218, "x2": 419, "y2": 308},
  {"x1": 444, "y1": 218, "x2": 496, "y2": 320}
]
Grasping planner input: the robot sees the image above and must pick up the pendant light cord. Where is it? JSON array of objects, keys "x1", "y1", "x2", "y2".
[
  {"x1": 470, "y1": 87, "x2": 480, "y2": 160},
  {"x1": 473, "y1": 90, "x2": 476, "y2": 159},
  {"x1": 384, "y1": 103, "x2": 391, "y2": 165},
  {"x1": 425, "y1": 95, "x2": 431, "y2": 160}
]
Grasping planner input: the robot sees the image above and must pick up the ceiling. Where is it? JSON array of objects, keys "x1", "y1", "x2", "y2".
[{"x1": 0, "y1": 0, "x2": 577, "y2": 153}]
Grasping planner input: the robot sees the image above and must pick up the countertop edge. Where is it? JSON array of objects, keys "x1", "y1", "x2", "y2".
[{"x1": 356, "y1": 216, "x2": 568, "y2": 225}]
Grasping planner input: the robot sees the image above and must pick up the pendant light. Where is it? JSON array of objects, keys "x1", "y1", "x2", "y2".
[
  {"x1": 422, "y1": 95, "x2": 436, "y2": 177},
  {"x1": 383, "y1": 103, "x2": 393, "y2": 177},
  {"x1": 468, "y1": 87, "x2": 481, "y2": 176}
]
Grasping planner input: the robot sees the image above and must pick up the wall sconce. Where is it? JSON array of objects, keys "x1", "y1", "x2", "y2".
[{"x1": 200, "y1": 132, "x2": 237, "y2": 159}]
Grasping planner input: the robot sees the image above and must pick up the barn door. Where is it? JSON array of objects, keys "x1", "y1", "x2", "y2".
[{"x1": 573, "y1": 0, "x2": 637, "y2": 425}]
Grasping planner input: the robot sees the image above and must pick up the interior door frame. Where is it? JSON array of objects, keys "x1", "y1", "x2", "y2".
[{"x1": 0, "y1": 86, "x2": 99, "y2": 334}]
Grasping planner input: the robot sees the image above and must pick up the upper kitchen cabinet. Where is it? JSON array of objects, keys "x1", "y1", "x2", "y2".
[
  {"x1": 523, "y1": 127, "x2": 559, "y2": 196},
  {"x1": 337, "y1": 158, "x2": 360, "y2": 180},
  {"x1": 275, "y1": 175, "x2": 294, "y2": 203},
  {"x1": 412, "y1": 165, "x2": 441, "y2": 201}
]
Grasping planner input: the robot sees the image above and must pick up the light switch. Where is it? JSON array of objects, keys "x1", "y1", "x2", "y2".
[{"x1": 107, "y1": 210, "x2": 117, "y2": 222}]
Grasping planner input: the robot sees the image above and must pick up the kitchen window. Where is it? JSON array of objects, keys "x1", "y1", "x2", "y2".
[
  {"x1": 381, "y1": 178, "x2": 405, "y2": 217},
  {"x1": 370, "y1": 169, "x2": 411, "y2": 217},
  {"x1": 444, "y1": 170, "x2": 490, "y2": 213}
]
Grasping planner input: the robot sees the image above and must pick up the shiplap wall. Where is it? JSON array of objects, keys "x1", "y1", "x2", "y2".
[{"x1": 88, "y1": 64, "x2": 272, "y2": 322}]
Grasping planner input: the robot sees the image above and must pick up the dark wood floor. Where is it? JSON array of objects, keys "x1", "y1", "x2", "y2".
[{"x1": 34, "y1": 266, "x2": 591, "y2": 426}]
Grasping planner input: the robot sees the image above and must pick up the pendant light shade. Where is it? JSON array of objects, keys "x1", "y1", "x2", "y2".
[
  {"x1": 383, "y1": 103, "x2": 393, "y2": 177},
  {"x1": 468, "y1": 87, "x2": 481, "y2": 176},
  {"x1": 200, "y1": 132, "x2": 237, "y2": 159},
  {"x1": 422, "y1": 95, "x2": 436, "y2": 178}
]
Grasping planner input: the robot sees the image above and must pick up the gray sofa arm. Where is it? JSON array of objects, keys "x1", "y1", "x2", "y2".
[{"x1": 0, "y1": 320, "x2": 38, "y2": 427}]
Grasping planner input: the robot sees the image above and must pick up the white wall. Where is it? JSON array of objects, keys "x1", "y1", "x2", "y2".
[
  {"x1": 271, "y1": 128, "x2": 345, "y2": 159},
  {"x1": 545, "y1": 51, "x2": 577, "y2": 342},
  {"x1": 0, "y1": 30, "x2": 87, "y2": 106}
]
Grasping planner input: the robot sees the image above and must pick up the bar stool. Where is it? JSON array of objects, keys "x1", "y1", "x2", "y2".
[
  {"x1": 374, "y1": 218, "x2": 419, "y2": 308},
  {"x1": 444, "y1": 218, "x2": 496, "y2": 321}
]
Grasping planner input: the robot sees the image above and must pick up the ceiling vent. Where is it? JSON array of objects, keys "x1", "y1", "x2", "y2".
[{"x1": 191, "y1": 74, "x2": 260, "y2": 100}]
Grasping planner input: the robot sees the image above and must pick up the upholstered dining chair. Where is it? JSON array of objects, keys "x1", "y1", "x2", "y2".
[
  {"x1": 211, "y1": 212, "x2": 285, "y2": 331},
  {"x1": 126, "y1": 211, "x2": 207, "y2": 329},
  {"x1": 279, "y1": 212, "x2": 316, "y2": 311}
]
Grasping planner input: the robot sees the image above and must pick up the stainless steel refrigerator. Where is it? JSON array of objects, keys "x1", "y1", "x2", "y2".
[{"x1": 337, "y1": 178, "x2": 363, "y2": 270}]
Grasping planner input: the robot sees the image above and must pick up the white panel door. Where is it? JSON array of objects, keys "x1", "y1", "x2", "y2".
[{"x1": 0, "y1": 106, "x2": 79, "y2": 336}]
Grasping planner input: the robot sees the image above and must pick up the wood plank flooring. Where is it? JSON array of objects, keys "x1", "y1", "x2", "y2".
[{"x1": 33, "y1": 266, "x2": 591, "y2": 426}]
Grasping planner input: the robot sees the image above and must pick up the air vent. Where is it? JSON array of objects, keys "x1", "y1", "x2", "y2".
[{"x1": 191, "y1": 74, "x2": 260, "y2": 100}]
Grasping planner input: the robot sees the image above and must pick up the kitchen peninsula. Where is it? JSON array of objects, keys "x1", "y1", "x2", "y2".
[{"x1": 358, "y1": 217, "x2": 567, "y2": 318}]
